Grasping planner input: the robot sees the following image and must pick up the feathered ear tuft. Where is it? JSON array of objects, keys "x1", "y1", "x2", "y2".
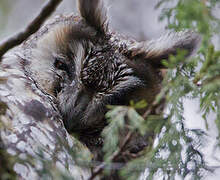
[
  {"x1": 128, "y1": 30, "x2": 201, "y2": 68},
  {"x1": 78, "y1": 0, "x2": 108, "y2": 33}
]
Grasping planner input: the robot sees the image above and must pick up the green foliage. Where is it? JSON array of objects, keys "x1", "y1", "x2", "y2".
[
  {"x1": 156, "y1": 0, "x2": 220, "y2": 141},
  {"x1": 102, "y1": 104, "x2": 152, "y2": 161},
  {"x1": 100, "y1": 0, "x2": 220, "y2": 179},
  {"x1": 101, "y1": 103, "x2": 165, "y2": 179}
]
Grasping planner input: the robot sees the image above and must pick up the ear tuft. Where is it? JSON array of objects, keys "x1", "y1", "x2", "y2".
[
  {"x1": 78, "y1": 0, "x2": 108, "y2": 33},
  {"x1": 128, "y1": 30, "x2": 201, "y2": 68}
]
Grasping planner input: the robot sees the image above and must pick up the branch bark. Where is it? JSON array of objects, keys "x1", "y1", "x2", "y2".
[{"x1": 0, "y1": 0, "x2": 62, "y2": 60}]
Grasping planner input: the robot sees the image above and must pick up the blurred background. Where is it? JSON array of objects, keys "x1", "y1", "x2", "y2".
[
  {"x1": 0, "y1": 0, "x2": 166, "y2": 41},
  {"x1": 0, "y1": 0, "x2": 220, "y2": 179}
]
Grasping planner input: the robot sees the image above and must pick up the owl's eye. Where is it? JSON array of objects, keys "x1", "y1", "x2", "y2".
[{"x1": 54, "y1": 58, "x2": 68, "y2": 72}]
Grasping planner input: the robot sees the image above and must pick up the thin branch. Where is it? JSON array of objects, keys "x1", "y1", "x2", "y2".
[
  {"x1": 143, "y1": 89, "x2": 167, "y2": 119},
  {"x1": 142, "y1": 102, "x2": 156, "y2": 119},
  {"x1": 0, "y1": 0, "x2": 62, "y2": 60},
  {"x1": 88, "y1": 131, "x2": 134, "y2": 180}
]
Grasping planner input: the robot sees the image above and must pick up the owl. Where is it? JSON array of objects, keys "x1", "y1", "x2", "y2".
[
  {"x1": 27, "y1": 0, "x2": 200, "y2": 153},
  {"x1": 35, "y1": 0, "x2": 199, "y2": 150}
]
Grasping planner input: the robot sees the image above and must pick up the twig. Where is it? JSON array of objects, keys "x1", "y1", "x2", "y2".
[
  {"x1": 143, "y1": 88, "x2": 167, "y2": 119},
  {"x1": 142, "y1": 102, "x2": 156, "y2": 119},
  {"x1": 0, "y1": 0, "x2": 62, "y2": 60},
  {"x1": 112, "y1": 131, "x2": 134, "y2": 161},
  {"x1": 88, "y1": 131, "x2": 134, "y2": 180}
]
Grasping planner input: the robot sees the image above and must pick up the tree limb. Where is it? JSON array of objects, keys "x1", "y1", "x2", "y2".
[{"x1": 0, "y1": 0, "x2": 62, "y2": 60}]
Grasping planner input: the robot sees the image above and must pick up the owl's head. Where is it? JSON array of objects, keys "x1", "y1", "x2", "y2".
[{"x1": 27, "y1": 0, "x2": 200, "y2": 135}]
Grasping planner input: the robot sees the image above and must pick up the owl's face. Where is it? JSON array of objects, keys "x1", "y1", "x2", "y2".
[
  {"x1": 28, "y1": 0, "x2": 199, "y2": 136},
  {"x1": 55, "y1": 30, "x2": 149, "y2": 133}
]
